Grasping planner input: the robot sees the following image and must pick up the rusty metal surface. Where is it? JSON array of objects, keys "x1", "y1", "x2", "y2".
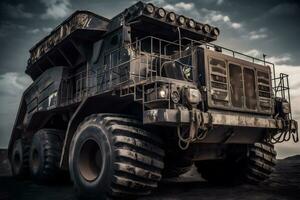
[
  {"x1": 28, "y1": 11, "x2": 110, "y2": 66},
  {"x1": 203, "y1": 48, "x2": 273, "y2": 115},
  {"x1": 211, "y1": 112, "x2": 277, "y2": 128},
  {"x1": 143, "y1": 108, "x2": 279, "y2": 129}
]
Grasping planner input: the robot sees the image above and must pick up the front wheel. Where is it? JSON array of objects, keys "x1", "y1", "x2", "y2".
[{"x1": 69, "y1": 114, "x2": 165, "y2": 199}]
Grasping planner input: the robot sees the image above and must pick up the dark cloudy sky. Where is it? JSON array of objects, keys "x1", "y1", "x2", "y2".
[{"x1": 0, "y1": 0, "x2": 299, "y2": 158}]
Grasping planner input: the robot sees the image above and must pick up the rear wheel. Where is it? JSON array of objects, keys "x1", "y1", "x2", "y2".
[
  {"x1": 195, "y1": 142, "x2": 276, "y2": 184},
  {"x1": 10, "y1": 138, "x2": 30, "y2": 178},
  {"x1": 29, "y1": 129, "x2": 64, "y2": 183},
  {"x1": 69, "y1": 114, "x2": 165, "y2": 199},
  {"x1": 245, "y1": 143, "x2": 277, "y2": 183}
]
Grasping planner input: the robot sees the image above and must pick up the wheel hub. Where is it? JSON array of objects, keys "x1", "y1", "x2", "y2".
[{"x1": 78, "y1": 139, "x2": 103, "y2": 182}]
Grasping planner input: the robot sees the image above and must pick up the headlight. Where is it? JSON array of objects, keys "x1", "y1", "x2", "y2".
[
  {"x1": 167, "y1": 12, "x2": 176, "y2": 22},
  {"x1": 202, "y1": 24, "x2": 211, "y2": 33},
  {"x1": 282, "y1": 101, "x2": 291, "y2": 114},
  {"x1": 158, "y1": 87, "x2": 168, "y2": 99},
  {"x1": 145, "y1": 3, "x2": 155, "y2": 14},
  {"x1": 195, "y1": 23, "x2": 203, "y2": 31},
  {"x1": 157, "y1": 8, "x2": 166, "y2": 18},
  {"x1": 211, "y1": 27, "x2": 220, "y2": 36},
  {"x1": 177, "y1": 15, "x2": 185, "y2": 25},
  {"x1": 185, "y1": 88, "x2": 201, "y2": 104},
  {"x1": 187, "y1": 19, "x2": 196, "y2": 28},
  {"x1": 171, "y1": 90, "x2": 180, "y2": 103}
]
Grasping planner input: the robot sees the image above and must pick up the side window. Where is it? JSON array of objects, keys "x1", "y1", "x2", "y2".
[
  {"x1": 229, "y1": 63, "x2": 243, "y2": 108},
  {"x1": 111, "y1": 51, "x2": 119, "y2": 67}
]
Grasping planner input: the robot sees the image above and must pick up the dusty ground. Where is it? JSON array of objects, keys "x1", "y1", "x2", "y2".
[{"x1": 0, "y1": 149, "x2": 300, "y2": 200}]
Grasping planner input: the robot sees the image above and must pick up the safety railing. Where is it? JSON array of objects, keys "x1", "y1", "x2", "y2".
[
  {"x1": 55, "y1": 36, "x2": 204, "y2": 108},
  {"x1": 95, "y1": 36, "x2": 195, "y2": 94},
  {"x1": 59, "y1": 69, "x2": 98, "y2": 105},
  {"x1": 179, "y1": 37, "x2": 294, "y2": 116},
  {"x1": 57, "y1": 36, "x2": 196, "y2": 108},
  {"x1": 57, "y1": 34, "x2": 293, "y2": 120},
  {"x1": 273, "y1": 73, "x2": 292, "y2": 118},
  {"x1": 188, "y1": 38, "x2": 289, "y2": 101}
]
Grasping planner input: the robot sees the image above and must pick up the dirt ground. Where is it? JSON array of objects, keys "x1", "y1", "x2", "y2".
[{"x1": 0, "y1": 149, "x2": 300, "y2": 200}]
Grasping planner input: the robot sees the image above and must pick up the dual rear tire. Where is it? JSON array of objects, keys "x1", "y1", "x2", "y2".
[
  {"x1": 10, "y1": 129, "x2": 64, "y2": 182},
  {"x1": 10, "y1": 138, "x2": 30, "y2": 178},
  {"x1": 29, "y1": 129, "x2": 64, "y2": 182}
]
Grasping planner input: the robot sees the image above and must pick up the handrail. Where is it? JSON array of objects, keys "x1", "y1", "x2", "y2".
[{"x1": 58, "y1": 35, "x2": 291, "y2": 118}]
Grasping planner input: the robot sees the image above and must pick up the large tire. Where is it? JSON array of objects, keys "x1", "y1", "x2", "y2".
[
  {"x1": 69, "y1": 114, "x2": 165, "y2": 199},
  {"x1": 245, "y1": 143, "x2": 277, "y2": 183},
  {"x1": 29, "y1": 129, "x2": 64, "y2": 183},
  {"x1": 195, "y1": 142, "x2": 276, "y2": 184},
  {"x1": 10, "y1": 138, "x2": 30, "y2": 178}
]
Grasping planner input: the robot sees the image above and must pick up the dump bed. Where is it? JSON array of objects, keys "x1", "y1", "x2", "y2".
[{"x1": 26, "y1": 11, "x2": 110, "y2": 80}]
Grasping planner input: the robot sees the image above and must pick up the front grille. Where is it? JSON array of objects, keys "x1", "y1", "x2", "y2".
[
  {"x1": 257, "y1": 71, "x2": 272, "y2": 111},
  {"x1": 209, "y1": 58, "x2": 229, "y2": 106},
  {"x1": 208, "y1": 57, "x2": 272, "y2": 114},
  {"x1": 243, "y1": 67, "x2": 257, "y2": 110}
]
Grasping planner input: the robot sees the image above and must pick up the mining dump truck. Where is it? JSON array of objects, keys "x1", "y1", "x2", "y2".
[{"x1": 8, "y1": 1, "x2": 298, "y2": 199}]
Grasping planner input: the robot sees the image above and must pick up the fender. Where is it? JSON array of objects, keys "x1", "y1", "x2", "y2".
[{"x1": 59, "y1": 92, "x2": 134, "y2": 169}]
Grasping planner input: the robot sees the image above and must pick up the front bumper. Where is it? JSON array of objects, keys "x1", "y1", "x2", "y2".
[{"x1": 143, "y1": 108, "x2": 297, "y2": 130}]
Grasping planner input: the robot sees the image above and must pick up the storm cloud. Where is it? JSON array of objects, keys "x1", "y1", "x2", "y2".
[{"x1": 0, "y1": 0, "x2": 299, "y2": 158}]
